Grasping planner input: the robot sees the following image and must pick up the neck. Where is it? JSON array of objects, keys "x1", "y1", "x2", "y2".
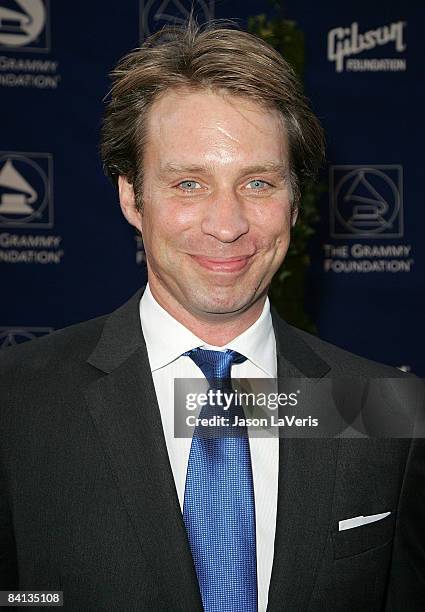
[{"x1": 148, "y1": 283, "x2": 266, "y2": 347}]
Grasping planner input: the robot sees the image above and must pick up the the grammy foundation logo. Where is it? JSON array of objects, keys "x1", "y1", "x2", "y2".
[
  {"x1": 0, "y1": 1, "x2": 60, "y2": 89},
  {"x1": 0, "y1": 54, "x2": 59, "y2": 88},
  {"x1": 325, "y1": 165, "x2": 413, "y2": 274},
  {"x1": 0, "y1": 152, "x2": 64, "y2": 264},
  {"x1": 327, "y1": 21, "x2": 406, "y2": 73},
  {"x1": 0, "y1": 153, "x2": 52, "y2": 226},
  {"x1": 0, "y1": 0, "x2": 49, "y2": 51},
  {"x1": 0, "y1": 326, "x2": 53, "y2": 348},
  {"x1": 330, "y1": 166, "x2": 403, "y2": 239},
  {"x1": 0, "y1": 159, "x2": 39, "y2": 217},
  {"x1": 140, "y1": 0, "x2": 215, "y2": 40}
]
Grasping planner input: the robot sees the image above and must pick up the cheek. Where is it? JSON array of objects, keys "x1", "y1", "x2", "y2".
[
  {"x1": 167, "y1": 205, "x2": 198, "y2": 232},
  {"x1": 142, "y1": 200, "x2": 196, "y2": 254},
  {"x1": 253, "y1": 204, "x2": 291, "y2": 248}
]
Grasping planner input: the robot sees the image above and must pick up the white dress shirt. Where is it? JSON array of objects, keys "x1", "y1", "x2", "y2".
[{"x1": 140, "y1": 284, "x2": 278, "y2": 612}]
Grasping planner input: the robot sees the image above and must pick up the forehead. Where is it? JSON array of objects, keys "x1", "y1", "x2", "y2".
[{"x1": 144, "y1": 87, "x2": 287, "y2": 167}]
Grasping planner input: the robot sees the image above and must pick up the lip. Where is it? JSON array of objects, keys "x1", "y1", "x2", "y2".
[{"x1": 190, "y1": 254, "x2": 253, "y2": 273}]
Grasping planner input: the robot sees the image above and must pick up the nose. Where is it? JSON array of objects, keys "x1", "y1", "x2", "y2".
[{"x1": 201, "y1": 189, "x2": 249, "y2": 243}]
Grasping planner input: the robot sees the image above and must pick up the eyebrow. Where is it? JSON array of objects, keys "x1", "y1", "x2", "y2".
[{"x1": 158, "y1": 161, "x2": 289, "y2": 178}]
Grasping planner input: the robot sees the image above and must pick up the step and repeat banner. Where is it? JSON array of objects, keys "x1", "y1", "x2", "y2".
[{"x1": 1, "y1": 1, "x2": 423, "y2": 375}]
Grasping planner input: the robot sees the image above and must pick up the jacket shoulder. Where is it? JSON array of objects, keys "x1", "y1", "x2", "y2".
[
  {"x1": 288, "y1": 325, "x2": 405, "y2": 377},
  {"x1": 0, "y1": 314, "x2": 108, "y2": 375}
]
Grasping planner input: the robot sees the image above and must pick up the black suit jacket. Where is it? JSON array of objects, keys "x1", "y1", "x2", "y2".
[{"x1": 0, "y1": 289, "x2": 424, "y2": 611}]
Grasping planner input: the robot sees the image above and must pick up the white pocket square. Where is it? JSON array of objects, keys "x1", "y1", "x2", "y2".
[{"x1": 338, "y1": 511, "x2": 391, "y2": 531}]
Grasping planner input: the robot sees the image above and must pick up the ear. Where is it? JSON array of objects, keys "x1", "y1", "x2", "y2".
[
  {"x1": 118, "y1": 176, "x2": 143, "y2": 233},
  {"x1": 291, "y1": 206, "x2": 299, "y2": 227}
]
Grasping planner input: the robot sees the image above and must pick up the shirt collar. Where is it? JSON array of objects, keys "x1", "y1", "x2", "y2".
[{"x1": 140, "y1": 283, "x2": 276, "y2": 377}]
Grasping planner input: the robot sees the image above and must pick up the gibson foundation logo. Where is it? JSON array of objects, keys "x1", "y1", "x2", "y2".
[
  {"x1": 327, "y1": 21, "x2": 406, "y2": 73},
  {"x1": 0, "y1": 0, "x2": 50, "y2": 52}
]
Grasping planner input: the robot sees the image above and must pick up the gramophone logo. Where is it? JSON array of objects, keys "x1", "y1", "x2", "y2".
[
  {"x1": 140, "y1": 0, "x2": 214, "y2": 40},
  {"x1": 0, "y1": 326, "x2": 53, "y2": 348},
  {"x1": 0, "y1": 153, "x2": 53, "y2": 228},
  {"x1": 0, "y1": 0, "x2": 50, "y2": 52},
  {"x1": 330, "y1": 165, "x2": 403, "y2": 238}
]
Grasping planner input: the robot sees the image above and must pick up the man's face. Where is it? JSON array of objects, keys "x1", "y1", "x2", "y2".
[{"x1": 119, "y1": 88, "x2": 295, "y2": 321}]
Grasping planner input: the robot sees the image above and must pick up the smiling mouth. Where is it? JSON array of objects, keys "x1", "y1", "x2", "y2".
[{"x1": 190, "y1": 254, "x2": 253, "y2": 273}]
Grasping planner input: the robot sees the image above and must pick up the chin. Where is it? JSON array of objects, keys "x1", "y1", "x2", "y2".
[{"x1": 186, "y1": 286, "x2": 257, "y2": 317}]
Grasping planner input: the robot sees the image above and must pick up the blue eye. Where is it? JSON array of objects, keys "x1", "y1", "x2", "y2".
[
  {"x1": 179, "y1": 180, "x2": 201, "y2": 190},
  {"x1": 247, "y1": 179, "x2": 269, "y2": 189}
]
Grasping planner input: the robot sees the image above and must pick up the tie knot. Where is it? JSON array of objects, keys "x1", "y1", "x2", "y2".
[{"x1": 183, "y1": 347, "x2": 246, "y2": 387}]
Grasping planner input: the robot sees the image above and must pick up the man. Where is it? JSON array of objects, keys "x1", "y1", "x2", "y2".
[{"x1": 0, "y1": 20, "x2": 424, "y2": 612}]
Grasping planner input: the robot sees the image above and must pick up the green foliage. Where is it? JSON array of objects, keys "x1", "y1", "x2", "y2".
[
  {"x1": 248, "y1": 5, "x2": 324, "y2": 333},
  {"x1": 248, "y1": 13, "x2": 305, "y2": 78}
]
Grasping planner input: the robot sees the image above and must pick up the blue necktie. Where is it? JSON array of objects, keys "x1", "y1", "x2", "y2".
[{"x1": 183, "y1": 348, "x2": 258, "y2": 612}]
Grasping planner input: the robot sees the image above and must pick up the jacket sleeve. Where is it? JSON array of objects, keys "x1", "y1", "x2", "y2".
[
  {"x1": 0, "y1": 462, "x2": 18, "y2": 589},
  {"x1": 385, "y1": 438, "x2": 425, "y2": 610}
]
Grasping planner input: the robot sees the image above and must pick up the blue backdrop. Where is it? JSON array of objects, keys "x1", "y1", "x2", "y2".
[{"x1": 1, "y1": 0, "x2": 423, "y2": 375}]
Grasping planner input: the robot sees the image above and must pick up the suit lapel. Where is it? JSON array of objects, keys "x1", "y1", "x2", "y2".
[
  {"x1": 267, "y1": 312, "x2": 339, "y2": 611},
  {"x1": 84, "y1": 290, "x2": 202, "y2": 611}
]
